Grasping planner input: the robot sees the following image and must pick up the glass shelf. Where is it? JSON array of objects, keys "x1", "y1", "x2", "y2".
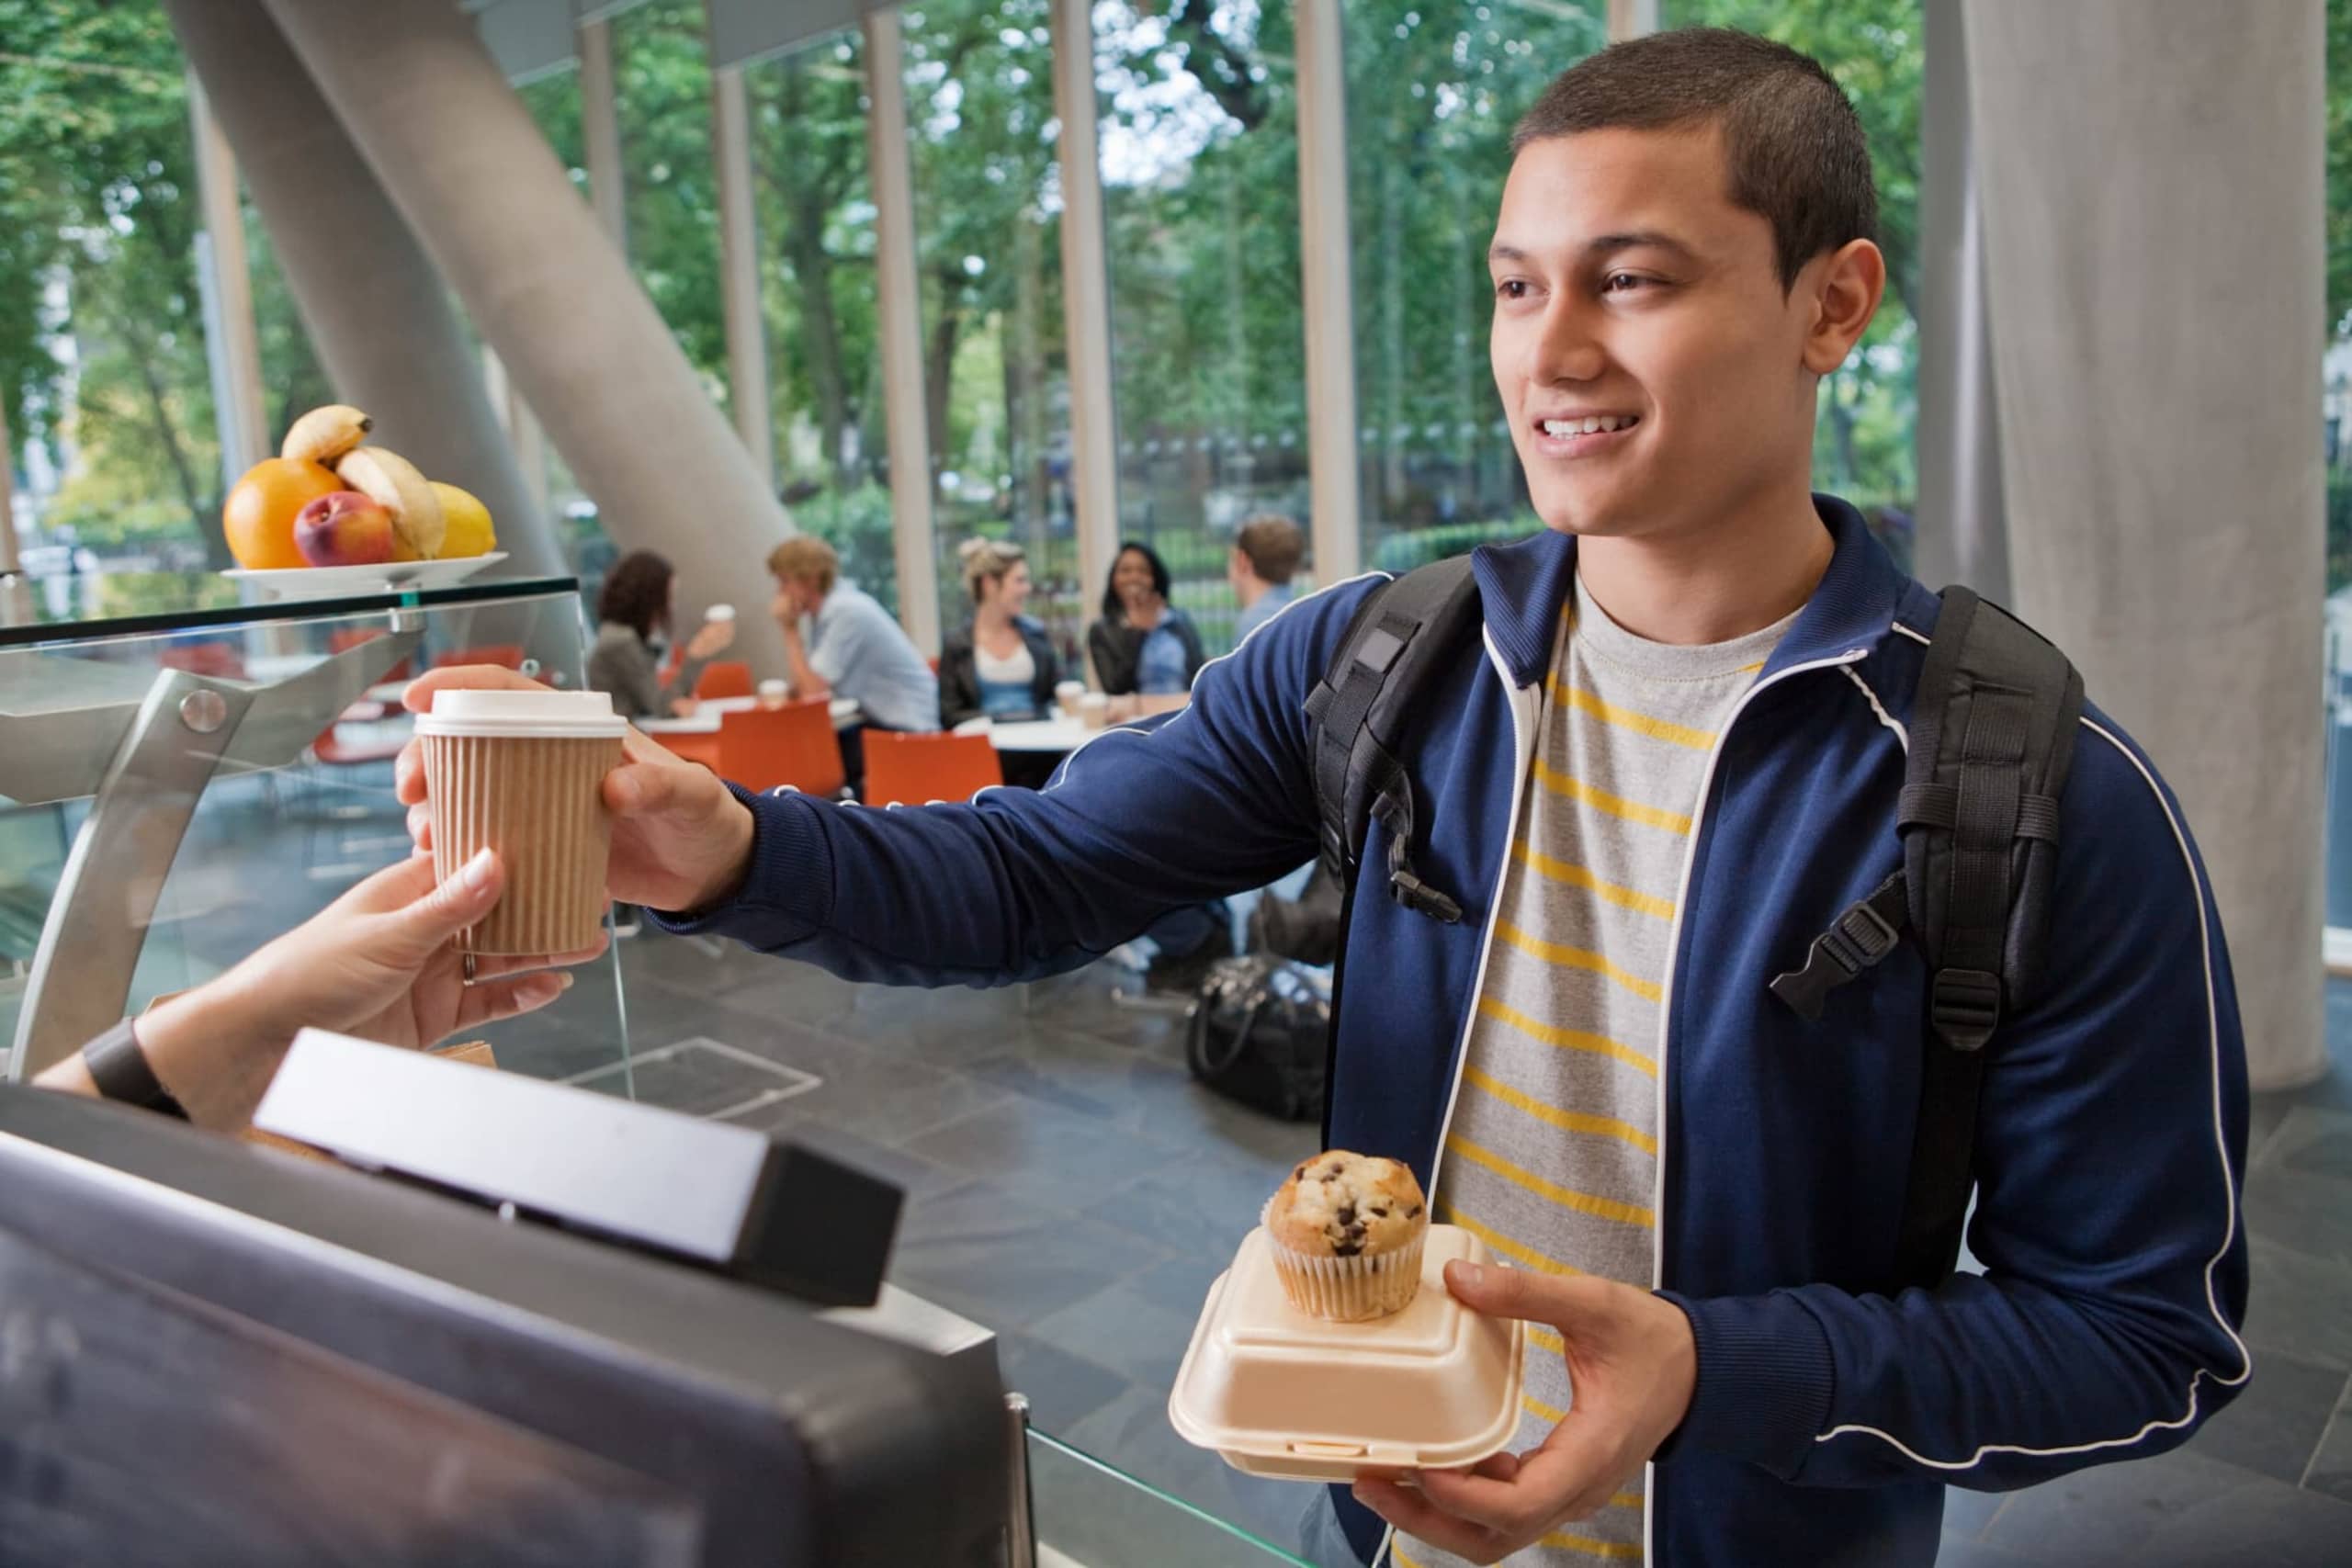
[{"x1": 0, "y1": 571, "x2": 629, "y2": 1094}]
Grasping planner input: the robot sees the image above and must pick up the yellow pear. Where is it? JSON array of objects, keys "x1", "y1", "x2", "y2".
[{"x1": 428, "y1": 482, "x2": 496, "y2": 559}]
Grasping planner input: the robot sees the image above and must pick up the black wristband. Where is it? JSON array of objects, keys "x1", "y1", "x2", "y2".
[{"x1": 81, "y1": 1018, "x2": 191, "y2": 1122}]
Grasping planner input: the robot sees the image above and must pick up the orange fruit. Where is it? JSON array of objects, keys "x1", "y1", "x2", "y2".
[{"x1": 224, "y1": 457, "x2": 341, "y2": 570}]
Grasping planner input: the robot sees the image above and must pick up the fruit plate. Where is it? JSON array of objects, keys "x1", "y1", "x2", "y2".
[{"x1": 222, "y1": 553, "x2": 508, "y2": 602}]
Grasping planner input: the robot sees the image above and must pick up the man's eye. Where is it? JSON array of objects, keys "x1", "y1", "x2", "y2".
[
  {"x1": 1496, "y1": 279, "x2": 1532, "y2": 300},
  {"x1": 1602, "y1": 273, "x2": 1649, "y2": 294}
]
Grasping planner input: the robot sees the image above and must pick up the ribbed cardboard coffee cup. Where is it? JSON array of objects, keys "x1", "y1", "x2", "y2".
[{"x1": 415, "y1": 690, "x2": 626, "y2": 956}]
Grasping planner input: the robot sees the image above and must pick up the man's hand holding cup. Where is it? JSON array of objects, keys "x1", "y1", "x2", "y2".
[{"x1": 396, "y1": 666, "x2": 758, "y2": 921}]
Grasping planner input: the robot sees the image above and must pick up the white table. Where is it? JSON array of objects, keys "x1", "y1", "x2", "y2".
[
  {"x1": 639, "y1": 696, "x2": 862, "y2": 736},
  {"x1": 952, "y1": 716, "x2": 1100, "y2": 753}
]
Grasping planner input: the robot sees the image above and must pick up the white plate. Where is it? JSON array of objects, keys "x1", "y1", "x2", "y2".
[{"x1": 221, "y1": 552, "x2": 509, "y2": 602}]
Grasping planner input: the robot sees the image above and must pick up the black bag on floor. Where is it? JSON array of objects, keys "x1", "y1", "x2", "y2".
[
  {"x1": 1185, "y1": 956, "x2": 1329, "y2": 1122},
  {"x1": 1247, "y1": 861, "x2": 1346, "y2": 967}
]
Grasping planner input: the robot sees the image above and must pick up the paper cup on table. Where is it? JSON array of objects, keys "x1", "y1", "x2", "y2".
[
  {"x1": 414, "y1": 690, "x2": 626, "y2": 956},
  {"x1": 1079, "y1": 692, "x2": 1110, "y2": 729},
  {"x1": 1055, "y1": 680, "x2": 1087, "y2": 717},
  {"x1": 758, "y1": 678, "x2": 789, "y2": 708}
]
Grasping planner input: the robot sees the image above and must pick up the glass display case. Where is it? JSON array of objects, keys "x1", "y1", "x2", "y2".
[{"x1": 0, "y1": 569, "x2": 632, "y2": 1089}]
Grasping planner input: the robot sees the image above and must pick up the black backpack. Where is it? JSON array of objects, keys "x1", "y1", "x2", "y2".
[{"x1": 1303, "y1": 558, "x2": 2083, "y2": 1292}]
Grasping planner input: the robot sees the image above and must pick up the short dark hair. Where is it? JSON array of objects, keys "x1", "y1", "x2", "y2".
[
  {"x1": 1234, "y1": 514, "x2": 1306, "y2": 586},
  {"x1": 596, "y1": 549, "x2": 673, "y2": 642},
  {"x1": 1511, "y1": 28, "x2": 1877, "y2": 292},
  {"x1": 1102, "y1": 541, "x2": 1172, "y2": 619}
]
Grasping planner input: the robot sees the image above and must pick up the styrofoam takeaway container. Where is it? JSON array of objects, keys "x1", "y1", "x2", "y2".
[{"x1": 1167, "y1": 1224, "x2": 1527, "y2": 1483}]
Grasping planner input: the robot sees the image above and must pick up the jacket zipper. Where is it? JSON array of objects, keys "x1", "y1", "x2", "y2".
[{"x1": 1640, "y1": 646, "x2": 1873, "y2": 1562}]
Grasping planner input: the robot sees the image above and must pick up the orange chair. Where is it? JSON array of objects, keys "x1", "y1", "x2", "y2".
[
  {"x1": 716, "y1": 699, "x2": 845, "y2": 797},
  {"x1": 863, "y1": 731, "x2": 1004, "y2": 807},
  {"x1": 694, "y1": 660, "x2": 754, "y2": 700}
]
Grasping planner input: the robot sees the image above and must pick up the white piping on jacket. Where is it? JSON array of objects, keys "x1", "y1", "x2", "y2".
[
  {"x1": 1636, "y1": 643, "x2": 1875, "y2": 1560},
  {"x1": 1841, "y1": 666, "x2": 1909, "y2": 751},
  {"x1": 1812, "y1": 716, "x2": 2253, "y2": 1470},
  {"x1": 1371, "y1": 624, "x2": 1539, "y2": 1568}
]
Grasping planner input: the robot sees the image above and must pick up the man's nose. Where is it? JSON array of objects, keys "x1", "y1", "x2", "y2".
[{"x1": 1530, "y1": 296, "x2": 1608, "y2": 385}]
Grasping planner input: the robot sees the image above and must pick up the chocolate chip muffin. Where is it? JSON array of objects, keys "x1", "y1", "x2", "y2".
[{"x1": 1261, "y1": 1150, "x2": 1430, "y2": 1321}]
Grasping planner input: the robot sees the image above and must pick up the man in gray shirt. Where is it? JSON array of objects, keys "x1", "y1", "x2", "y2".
[{"x1": 767, "y1": 536, "x2": 938, "y2": 735}]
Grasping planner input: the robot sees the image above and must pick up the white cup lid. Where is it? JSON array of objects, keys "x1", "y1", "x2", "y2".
[
  {"x1": 707, "y1": 604, "x2": 737, "y2": 622},
  {"x1": 415, "y1": 689, "x2": 628, "y2": 739},
  {"x1": 1056, "y1": 680, "x2": 1086, "y2": 693}
]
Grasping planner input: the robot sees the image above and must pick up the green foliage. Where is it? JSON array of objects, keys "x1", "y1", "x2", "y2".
[
  {"x1": 1374, "y1": 516, "x2": 1542, "y2": 574},
  {"x1": 2331, "y1": 0, "x2": 2351, "y2": 341},
  {"x1": 0, "y1": 0, "x2": 222, "y2": 558},
  {"x1": 613, "y1": 1, "x2": 729, "y2": 397}
]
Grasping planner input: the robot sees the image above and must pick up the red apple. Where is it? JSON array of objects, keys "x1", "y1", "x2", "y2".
[{"x1": 294, "y1": 490, "x2": 396, "y2": 568}]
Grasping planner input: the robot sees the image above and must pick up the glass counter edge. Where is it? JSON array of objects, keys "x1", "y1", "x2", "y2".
[{"x1": 0, "y1": 575, "x2": 585, "y2": 650}]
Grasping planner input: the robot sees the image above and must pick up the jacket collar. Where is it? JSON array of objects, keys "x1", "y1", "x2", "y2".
[{"x1": 1467, "y1": 493, "x2": 1905, "y2": 688}]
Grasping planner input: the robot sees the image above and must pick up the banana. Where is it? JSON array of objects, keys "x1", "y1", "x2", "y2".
[
  {"x1": 334, "y1": 446, "x2": 446, "y2": 561},
  {"x1": 280, "y1": 404, "x2": 374, "y2": 467}
]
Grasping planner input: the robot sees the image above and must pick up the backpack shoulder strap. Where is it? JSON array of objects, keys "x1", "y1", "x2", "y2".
[
  {"x1": 1303, "y1": 557, "x2": 1482, "y2": 1149},
  {"x1": 1768, "y1": 585, "x2": 2084, "y2": 1290},
  {"x1": 1890, "y1": 585, "x2": 2083, "y2": 1287},
  {"x1": 1303, "y1": 557, "x2": 1482, "y2": 924}
]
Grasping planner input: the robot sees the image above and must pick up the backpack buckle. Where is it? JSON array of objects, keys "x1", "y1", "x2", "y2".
[{"x1": 1931, "y1": 967, "x2": 2002, "y2": 1052}]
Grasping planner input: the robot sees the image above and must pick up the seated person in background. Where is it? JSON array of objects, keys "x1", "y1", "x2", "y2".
[
  {"x1": 938, "y1": 538, "x2": 1061, "y2": 728},
  {"x1": 1229, "y1": 513, "x2": 1307, "y2": 644},
  {"x1": 767, "y1": 536, "x2": 939, "y2": 736},
  {"x1": 1087, "y1": 541, "x2": 1204, "y2": 700},
  {"x1": 35, "y1": 852, "x2": 592, "y2": 1132},
  {"x1": 587, "y1": 549, "x2": 734, "y2": 719}
]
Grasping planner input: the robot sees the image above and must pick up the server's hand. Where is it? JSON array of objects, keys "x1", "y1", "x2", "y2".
[{"x1": 398, "y1": 666, "x2": 759, "y2": 916}]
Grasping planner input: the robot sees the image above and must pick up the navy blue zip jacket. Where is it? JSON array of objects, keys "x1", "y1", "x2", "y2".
[{"x1": 661, "y1": 498, "x2": 2251, "y2": 1565}]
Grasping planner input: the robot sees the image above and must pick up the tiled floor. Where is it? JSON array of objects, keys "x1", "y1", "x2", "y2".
[{"x1": 69, "y1": 773, "x2": 2352, "y2": 1564}]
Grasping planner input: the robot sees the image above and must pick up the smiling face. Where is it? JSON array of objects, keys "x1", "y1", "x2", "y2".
[
  {"x1": 1490, "y1": 124, "x2": 1856, "y2": 547},
  {"x1": 1112, "y1": 548, "x2": 1159, "y2": 612}
]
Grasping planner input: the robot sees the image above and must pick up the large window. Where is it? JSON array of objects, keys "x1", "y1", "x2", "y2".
[
  {"x1": 1664, "y1": 0, "x2": 1923, "y2": 567},
  {"x1": 1344, "y1": 0, "x2": 1606, "y2": 575},
  {"x1": 612, "y1": 2, "x2": 729, "y2": 399},
  {"x1": 0, "y1": 6, "x2": 223, "y2": 571},
  {"x1": 748, "y1": 32, "x2": 896, "y2": 614},
  {"x1": 1097, "y1": 0, "x2": 1307, "y2": 656},
  {"x1": 901, "y1": 0, "x2": 1083, "y2": 660}
]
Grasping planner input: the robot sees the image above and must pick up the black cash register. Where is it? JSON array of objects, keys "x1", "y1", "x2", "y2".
[{"x1": 0, "y1": 1049, "x2": 1007, "y2": 1567}]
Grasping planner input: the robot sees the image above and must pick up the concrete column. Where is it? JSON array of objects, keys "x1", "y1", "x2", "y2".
[
  {"x1": 1605, "y1": 0, "x2": 1658, "y2": 43},
  {"x1": 863, "y1": 9, "x2": 944, "y2": 654},
  {"x1": 1295, "y1": 0, "x2": 1360, "y2": 586},
  {"x1": 259, "y1": 0, "x2": 797, "y2": 673},
  {"x1": 1047, "y1": 0, "x2": 1122, "y2": 618},
  {"x1": 161, "y1": 0, "x2": 557, "y2": 576},
  {"x1": 481, "y1": 346, "x2": 550, "y2": 515},
  {"x1": 185, "y1": 76, "x2": 269, "y2": 485},
  {"x1": 712, "y1": 63, "x2": 775, "y2": 485},
  {"x1": 579, "y1": 17, "x2": 628, "y2": 253},
  {"x1": 1964, "y1": 0, "x2": 2326, "y2": 1089},
  {"x1": 1913, "y1": 0, "x2": 2008, "y2": 597}
]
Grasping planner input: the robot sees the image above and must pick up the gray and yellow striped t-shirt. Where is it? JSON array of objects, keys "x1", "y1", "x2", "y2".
[{"x1": 1400, "y1": 574, "x2": 1797, "y2": 1568}]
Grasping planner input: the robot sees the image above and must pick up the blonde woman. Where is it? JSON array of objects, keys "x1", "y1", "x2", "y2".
[{"x1": 938, "y1": 538, "x2": 1063, "y2": 729}]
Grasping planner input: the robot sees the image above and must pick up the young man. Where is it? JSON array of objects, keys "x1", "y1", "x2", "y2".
[
  {"x1": 1231, "y1": 513, "x2": 1308, "y2": 643},
  {"x1": 766, "y1": 535, "x2": 939, "y2": 736},
  {"x1": 401, "y1": 29, "x2": 2248, "y2": 1568}
]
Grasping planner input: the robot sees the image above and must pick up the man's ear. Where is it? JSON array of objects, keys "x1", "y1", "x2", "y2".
[{"x1": 1800, "y1": 238, "x2": 1886, "y2": 377}]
